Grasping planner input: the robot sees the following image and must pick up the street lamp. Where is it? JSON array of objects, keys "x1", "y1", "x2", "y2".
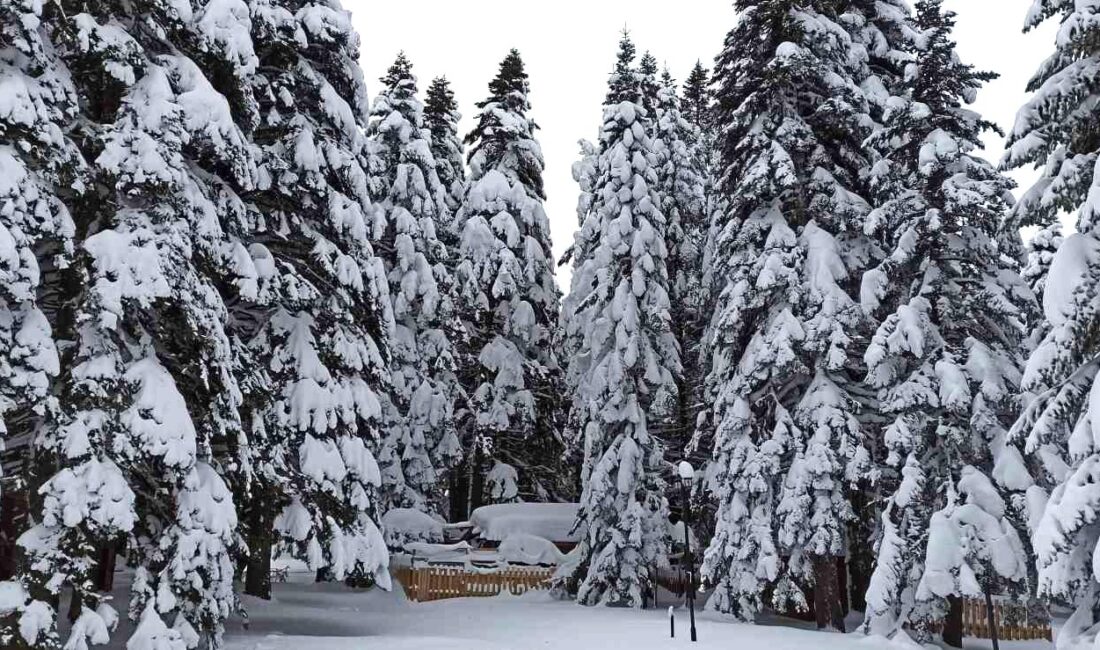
[{"x1": 678, "y1": 461, "x2": 698, "y2": 643}]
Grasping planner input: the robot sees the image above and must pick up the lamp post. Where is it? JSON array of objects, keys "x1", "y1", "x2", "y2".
[{"x1": 678, "y1": 461, "x2": 698, "y2": 643}]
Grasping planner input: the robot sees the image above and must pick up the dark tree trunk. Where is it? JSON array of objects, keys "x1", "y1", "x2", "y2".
[
  {"x1": 942, "y1": 595, "x2": 964, "y2": 648},
  {"x1": 846, "y1": 484, "x2": 875, "y2": 614},
  {"x1": 94, "y1": 543, "x2": 117, "y2": 592},
  {"x1": 812, "y1": 554, "x2": 846, "y2": 632},
  {"x1": 244, "y1": 500, "x2": 275, "y2": 599},
  {"x1": 0, "y1": 490, "x2": 27, "y2": 580},
  {"x1": 449, "y1": 461, "x2": 470, "y2": 522},
  {"x1": 836, "y1": 556, "x2": 850, "y2": 616},
  {"x1": 67, "y1": 588, "x2": 82, "y2": 623}
]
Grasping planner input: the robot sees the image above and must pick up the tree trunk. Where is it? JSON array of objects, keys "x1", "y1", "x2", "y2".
[
  {"x1": 67, "y1": 587, "x2": 82, "y2": 623},
  {"x1": 846, "y1": 485, "x2": 875, "y2": 614},
  {"x1": 94, "y1": 543, "x2": 117, "y2": 592},
  {"x1": 942, "y1": 595, "x2": 964, "y2": 648},
  {"x1": 812, "y1": 554, "x2": 846, "y2": 632},
  {"x1": 244, "y1": 502, "x2": 275, "y2": 599},
  {"x1": 0, "y1": 488, "x2": 30, "y2": 580}
]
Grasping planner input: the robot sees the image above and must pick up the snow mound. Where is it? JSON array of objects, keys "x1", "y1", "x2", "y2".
[
  {"x1": 1044, "y1": 232, "x2": 1099, "y2": 327},
  {"x1": 382, "y1": 508, "x2": 444, "y2": 549},
  {"x1": 468, "y1": 503, "x2": 580, "y2": 543},
  {"x1": 497, "y1": 533, "x2": 565, "y2": 566}
]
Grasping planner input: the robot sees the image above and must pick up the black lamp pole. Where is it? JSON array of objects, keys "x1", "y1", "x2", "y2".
[{"x1": 678, "y1": 462, "x2": 698, "y2": 643}]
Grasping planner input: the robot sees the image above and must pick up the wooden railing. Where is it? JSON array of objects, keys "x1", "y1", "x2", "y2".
[
  {"x1": 393, "y1": 566, "x2": 554, "y2": 603},
  {"x1": 960, "y1": 598, "x2": 1051, "y2": 642}
]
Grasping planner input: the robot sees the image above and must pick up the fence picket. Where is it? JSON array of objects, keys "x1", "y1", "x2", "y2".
[{"x1": 394, "y1": 566, "x2": 554, "y2": 603}]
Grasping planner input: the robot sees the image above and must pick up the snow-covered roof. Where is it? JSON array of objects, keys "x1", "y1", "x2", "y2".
[
  {"x1": 468, "y1": 503, "x2": 580, "y2": 543},
  {"x1": 381, "y1": 508, "x2": 445, "y2": 547},
  {"x1": 382, "y1": 508, "x2": 444, "y2": 536},
  {"x1": 498, "y1": 533, "x2": 565, "y2": 566}
]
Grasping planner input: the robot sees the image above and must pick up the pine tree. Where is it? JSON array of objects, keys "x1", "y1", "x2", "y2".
[
  {"x1": 237, "y1": 0, "x2": 393, "y2": 601},
  {"x1": 681, "y1": 62, "x2": 712, "y2": 137},
  {"x1": 701, "y1": 0, "x2": 881, "y2": 628},
  {"x1": 1021, "y1": 223, "x2": 1064, "y2": 348},
  {"x1": 454, "y1": 49, "x2": 564, "y2": 506},
  {"x1": 368, "y1": 53, "x2": 462, "y2": 516},
  {"x1": 638, "y1": 52, "x2": 660, "y2": 118},
  {"x1": 680, "y1": 61, "x2": 721, "y2": 485},
  {"x1": 653, "y1": 70, "x2": 708, "y2": 479},
  {"x1": 0, "y1": 0, "x2": 83, "y2": 645},
  {"x1": 425, "y1": 76, "x2": 466, "y2": 224},
  {"x1": 859, "y1": 2, "x2": 1034, "y2": 642},
  {"x1": 1003, "y1": 1, "x2": 1100, "y2": 646},
  {"x1": 556, "y1": 32, "x2": 679, "y2": 608},
  {"x1": 1, "y1": 0, "x2": 270, "y2": 645}
]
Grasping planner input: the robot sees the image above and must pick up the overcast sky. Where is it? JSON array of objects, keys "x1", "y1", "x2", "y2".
[{"x1": 351, "y1": 0, "x2": 1060, "y2": 283}]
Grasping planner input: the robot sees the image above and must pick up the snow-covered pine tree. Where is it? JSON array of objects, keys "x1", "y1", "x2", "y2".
[
  {"x1": 1003, "y1": 1, "x2": 1100, "y2": 646},
  {"x1": 681, "y1": 62, "x2": 711, "y2": 138},
  {"x1": 556, "y1": 32, "x2": 679, "y2": 608},
  {"x1": 653, "y1": 69, "x2": 708, "y2": 477},
  {"x1": 859, "y1": 2, "x2": 1034, "y2": 642},
  {"x1": 638, "y1": 52, "x2": 660, "y2": 119},
  {"x1": 701, "y1": 0, "x2": 879, "y2": 629},
  {"x1": 0, "y1": 0, "x2": 82, "y2": 645},
  {"x1": 2, "y1": 0, "x2": 271, "y2": 645},
  {"x1": 237, "y1": 0, "x2": 393, "y2": 600},
  {"x1": 1021, "y1": 223, "x2": 1064, "y2": 348},
  {"x1": 368, "y1": 53, "x2": 462, "y2": 516},
  {"x1": 425, "y1": 76, "x2": 466, "y2": 229},
  {"x1": 454, "y1": 49, "x2": 564, "y2": 505}
]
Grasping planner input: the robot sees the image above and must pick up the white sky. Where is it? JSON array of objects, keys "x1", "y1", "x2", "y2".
[{"x1": 351, "y1": 0, "x2": 1060, "y2": 283}]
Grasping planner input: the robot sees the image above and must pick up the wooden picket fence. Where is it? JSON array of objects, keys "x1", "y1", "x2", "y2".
[
  {"x1": 959, "y1": 598, "x2": 1051, "y2": 641},
  {"x1": 393, "y1": 566, "x2": 554, "y2": 603}
]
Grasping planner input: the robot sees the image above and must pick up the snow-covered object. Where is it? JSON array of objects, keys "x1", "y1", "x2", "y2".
[
  {"x1": 368, "y1": 53, "x2": 462, "y2": 515},
  {"x1": 1, "y1": 0, "x2": 270, "y2": 643},
  {"x1": 424, "y1": 76, "x2": 467, "y2": 221},
  {"x1": 860, "y1": 3, "x2": 1034, "y2": 640},
  {"x1": 700, "y1": 0, "x2": 889, "y2": 623},
  {"x1": 0, "y1": 0, "x2": 80, "y2": 587},
  {"x1": 498, "y1": 533, "x2": 566, "y2": 566},
  {"x1": 667, "y1": 520, "x2": 699, "y2": 551},
  {"x1": 1022, "y1": 223, "x2": 1065, "y2": 348},
  {"x1": 557, "y1": 33, "x2": 678, "y2": 609},
  {"x1": 652, "y1": 70, "x2": 709, "y2": 473},
  {"x1": 382, "y1": 508, "x2": 445, "y2": 549},
  {"x1": 469, "y1": 503, "x2": 581, "y2": 543},
  {"x1": 237, "y1": 0, "x2": 393, "y2": 595},
  {"x1": 1001, "y1": 1, "x2": 1100, "y2": 646},
  {"x1": 454, "y1": 50, "x2": 564, "y2": 506}
]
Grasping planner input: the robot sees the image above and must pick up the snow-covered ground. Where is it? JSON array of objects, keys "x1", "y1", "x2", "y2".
[
  {"x1": 217, "y1": 579, "x2": 1048, "y2": 650},
  {"x1": 81, "y1": 566, "x2": 1052, "y2": 650}
]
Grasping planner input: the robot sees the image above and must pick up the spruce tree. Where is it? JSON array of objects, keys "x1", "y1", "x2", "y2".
[
  {"x1": 368, "y1": 54, "x2": 463, "y2": 515},
  {"x1": 681, "y1": 62, "x2": 712, "y2": 137},
  {"x1": 701, "y1": 0, "x2": 880, "y2": 628},
  {"x1": 638, "y1": 52, "x2": 660, "y2": 118},
  {"x1": 238, "y1": 0, "x2": 392, "y2": 601},
  {"x1": 454, "y1": 50, "x2": 564, "y2": 505},
  {"x1": 0, "y1": 0, "x2": 82, "y2": 645},
  {"x1": 425, "y1": 76, "x2": 466, "y2": 225},
  {"x1": 859, "y1": 1, "x2": 1033, "y2": 642},
  {"x1": 1, "y1": 0, "x2": 268, "y2": 645},
  {"x1": 1004, "y1": 1, "x2": 1100, "y2": 646},
  {"x1": 653, "y1": 70, "x2": 708, "y2": 476},
  {"x1": 556, "y1": 32, "x2": 679, "y2": 608},
  {"x1": 1021, "y1": 223, "x2": 1063, "y2": 348}
]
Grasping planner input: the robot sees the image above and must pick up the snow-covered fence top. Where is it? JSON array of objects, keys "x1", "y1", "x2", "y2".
[{"x1": 467, "y1": 503, "x2": 580, "y2": 543}]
